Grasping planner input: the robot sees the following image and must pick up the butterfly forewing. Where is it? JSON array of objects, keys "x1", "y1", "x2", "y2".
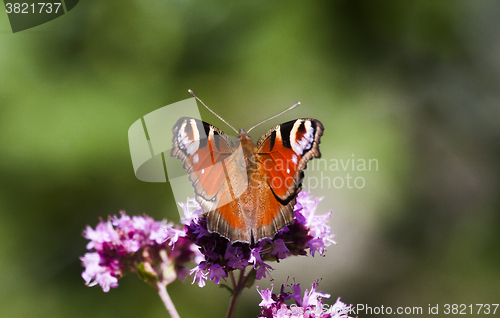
[
  {"x1": 171, "y1": 117, "x2": 235, "y2": 200},
  {"x1": 255, "y1": 118, "x2": 324, "y2": 201},
  {"x1": 171, "y1": 117, "x2": 251, "y2": 241}
]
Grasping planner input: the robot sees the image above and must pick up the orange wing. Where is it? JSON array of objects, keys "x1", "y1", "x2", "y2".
[
  {"x1": 206, "y1": 145, "x2": 250, "y2": 242},
  {"x1": 251, "y1": 119, "x2": 324, "y2": 241},
  {"x1": 171, "y1": 117, "x2": 250, "y2": 242},
  {"x1": 255, "y1": 118, "x2": 323, "y2": 200},
  {"x1": 171, "y1": 117, "x2": 235, "y2": 201}
]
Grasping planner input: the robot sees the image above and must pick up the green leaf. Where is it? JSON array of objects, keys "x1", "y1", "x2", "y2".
[{"x1": 137, "y1": 262, "x2": 159, "y2": 287}]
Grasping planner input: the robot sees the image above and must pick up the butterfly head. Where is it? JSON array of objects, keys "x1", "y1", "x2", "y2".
[{"x1": 238, "y1": 128, "x2": 252, "y2": 142}]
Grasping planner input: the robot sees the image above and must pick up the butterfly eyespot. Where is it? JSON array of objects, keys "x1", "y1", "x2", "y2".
[
  {"x1": 292, "y1": 154, "x2": 298, "y2": 164},
  {"x1": 289, "y1": 120, "x2": 316, "y2": 155},
  {"x1": 287, "y1": 168, "x2": 290, "y2": 174},
  {"x1": 178, "y1": 119, "x2": 200, "y2": 155}
]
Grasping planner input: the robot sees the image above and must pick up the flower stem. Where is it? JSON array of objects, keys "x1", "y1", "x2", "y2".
[
  {"x1": 226, "y1": 269, "x2": 245, "y2": 318},
  {"x1": 229, "y1": 271, "x2": 236, "y2": 288},
  {"x1": 226, "y1": 267, "x2": 256, "y2": 318},
  {"x1": 157, "y1": 282, "x2": 181, "y2": 318}
]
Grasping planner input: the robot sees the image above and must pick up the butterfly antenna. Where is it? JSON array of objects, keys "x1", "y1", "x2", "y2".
[
  {"x1": 188, "y1": 89, "x2": 239, "y2": 134},
  {"x1": 246, "y1": 101, "x2": 300, "y2": 133}
]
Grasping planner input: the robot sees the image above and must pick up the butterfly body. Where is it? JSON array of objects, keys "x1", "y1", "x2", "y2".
[{"x1": 172, "y1": 117, "x2": 323, "y2": 243}]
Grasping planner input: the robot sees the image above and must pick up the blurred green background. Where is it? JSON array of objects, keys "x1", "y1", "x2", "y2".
[{"x1": 1, "y1": 1, "x2": 499, "y2": 317}]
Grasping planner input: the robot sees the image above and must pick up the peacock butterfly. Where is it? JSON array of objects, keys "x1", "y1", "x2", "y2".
[{"x1": 171, "y1": 98, "x2": 323, "y2": 244}]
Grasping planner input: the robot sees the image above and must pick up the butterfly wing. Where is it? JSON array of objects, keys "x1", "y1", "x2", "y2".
[
  {"x1": 171, "y1": 117, "x2": 235, "y2": 200},
  {"x1": 205, "y1": 145, "x2": 252, "y2": 243},
  {"x1": 171, "y1": 117, "x2": 250, "y2": 242},
  {"x1": 253, "y1": 118, "x2": 324, "y2": 240}
]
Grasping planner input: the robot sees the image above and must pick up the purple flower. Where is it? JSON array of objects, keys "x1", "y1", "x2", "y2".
[
  {"x1": 290, "y1": 279, "x2": 302, "y2": 305},
  {"x1": 190, "y1": 264, "x2": 208, "y2": 287},
  {"x1": 249, "y1": 247, "x2": 264, "y2": 268},
  {"x1": 80, "y1": 252, "x2": 118, "y2": 292},
  {"x1": 208, "y1": 264, "x2": 228, "y2": 284},
  {"x1": 179, "y1": 197, "x2": 204, "y2": 225},
  {"x1": 257, "y1": 285, "x2": 276, "y2": 308},
  {"x1": 80, "y1": 212, "x2": 196, "y2": 292},
  {"x1": 257, "y1": 280, "x2": 353, "y2": 318},
  {"x1": 164, "y1": 227, "x2": 187, "y2": 247},
  {"x1": 295, "y1": 192, "x2": 336, "y2": 256},
  {"x1": 330, "y1": 297, "x2": 353, "y2": 318},
  {"x1": 255, "y1": 263, "x2": 273, "y2": 280},
  {"x1": 225, "y1": 243, "x2": 249, "y2": 270},
  {"x1": 83, "y1": 221, "x2": 119, "y2": 250},
  {"x1": 182, "y1": 191, "x2": 336, "y2": 287},
  {"x1": 302, "y1": 280, "x2": 331, "y2": 309},
  {"x1": 271, "y1": 239, "x2": 289, "y2": 259}
]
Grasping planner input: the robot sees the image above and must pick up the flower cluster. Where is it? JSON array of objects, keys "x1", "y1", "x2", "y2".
[
  {"x1": 257, "y1": 280, "x2": 353, "y2": 318},
  {"x1": 80, "y1": 192, "x2": 335, "y2": 292},
  {"x1": 183, "y1": 191, "x2": 336, "y2": 287},
  {"x1": 80, "y1": 212, "x2": 198, "y2": 292}
]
